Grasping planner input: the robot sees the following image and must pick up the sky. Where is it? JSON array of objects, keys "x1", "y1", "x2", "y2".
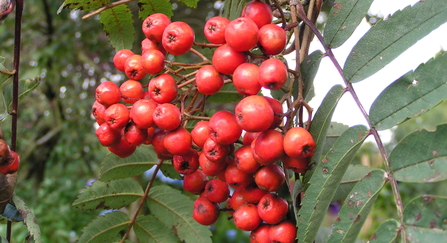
[{"x1": 293, "y1": 0, "x2": 447, "y2": 143}]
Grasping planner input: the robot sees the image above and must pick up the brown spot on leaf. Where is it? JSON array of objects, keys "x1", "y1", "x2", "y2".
[
  {"x1": 422, "y1": 195, "x2": 435, "y2": 204},
  {"x1": 322, "y1": 158, "x2": 328, "y2": 164},
  {"x1": 415, "y1": 212, "x2": 422, "y2": 222},
  {"x1": 354, "y1": 215, "x2": 361, "y2": 223},
  {"x1": 335, "y1": 217, "x2": 341, "y2": 222},
  {"x1": 430, "y1": 220, "x2": 437, "y2": 228},
  {"x1": 432, "y1": 150, "x2": 438, "y2": 156},
  {"x1": 429, "y1": 160, "x2": 435, "y2": 166},
  {"x1": 370, "y1": 233, "x2": 377, "y2": 240},
  {"x1": 365, "y1": 172, "x2": 372, "y2": 178},
  {"x1": 367, "y1": 190, "x2": 372, "y2": 195},
  {"x1": 322, "y1": 167, "x2": 329, "y2": 174},
  {"x1": 333, "y1": 3, "x2": 342, "y2": 9}
]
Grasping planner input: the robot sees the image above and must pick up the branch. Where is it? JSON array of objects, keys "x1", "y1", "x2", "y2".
[{"x1": 82, "y1": 0, "x2": 135, "y2": 20}]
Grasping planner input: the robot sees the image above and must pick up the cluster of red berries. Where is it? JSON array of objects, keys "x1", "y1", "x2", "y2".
[
  {"x1": 0, "y1": 138, "x2": 20, "y2": 175},
  {"x1": 91, "y1": 0, "x2": 316, "y2": 242}
]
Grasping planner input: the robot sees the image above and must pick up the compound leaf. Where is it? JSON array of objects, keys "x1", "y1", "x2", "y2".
[
  {"x1": 73, "y1": 178, "x2": 144, "y2": 210},
  {"x1": 147, "y1": 185, "x2": 212, "y2": 243},
  {"x1": 343, "y1": 0, "x2": 447, "y2": 82},
  {"x1": 78, "y1": 211, "x2": 130, "y2": 243},
  {"x1": 100, "y1": 146, "x2": 158, "y2": 182},
  {"x1": 404, "y1": 195, "x2": 447, "y2": 230},
  {"x1": 324, "y1": 0, "x2": 374, "y2": 48},
  {"x1": 328, "y1": 170, "x2": 386, "y2": 243},
  {"x1": 389, "y1": 123, "x2": 447, "y2": 183},
  {"x1": 298, "y1": 125, "x2": 369, "y2": 243},
  {"x1": 100, "y1": 4, "x2": 135, "y2": 51},
  {"x1": 369, "y1": 219, "x2": 400, "y2": 243},
  {"x1": 303, "y1": 85, "x2": 345, "y2": 187},
  {"x1": 300, "y1": 50, "x2": 323, "y2": 102},
  {"x1": 12, "y1": 195, "x2": 42, "y2": 243},
  {"x1": 138, "y1": 0, "x2": 173, "y2": 19},
  {"x1": 134, "y1": 215, "x2": 181, "y2": 243},
  {"x1": 370, "y1": 51, "x2": 447, "y2": 130},
  {"x1": 60, "y1": 0, "x2": 109, "y2": 12},
  {"x1": 207, "y1": 83, "x2": 244, "y2": 104}
]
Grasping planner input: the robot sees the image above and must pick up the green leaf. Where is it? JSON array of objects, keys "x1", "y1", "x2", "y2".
[
  {"x1": 100, "y1": 146, "x2": 157, "y2": 182},
  {"x1": 324, "y1": 0, "x2": 374, "y2": 48},
  {"x1": 405, "y1": 225, "x2": 447, "y2": 242},
  {"x1": 138, "y1": 0, "x2": 173, "y2": 19},
  {"x1": 0, "y1": 57, "x2": 13, "y2": 86},
  {"x1": 78, "y1": 211, "x2": 130, "y2": 243},
  {"x1": 316, "y1": 226, "x2": 366, "y2": 243},
  {"x1": 160, "y1": 162, "x2": 182, "y2": 180},
  {"x1": 370, "y1": 51, "x2": 447, "y2": 130},
  {"x1": 134, "y1": 215, "x2": 181, "y2": 243},
  {"x1": 12, "y1": 195, "x2": 42, "y2": 243},
  {"x1": 178, "y1": 0, "x2": 199, "y2": 8},
  {"x1": 222, "y1": 0, "x2": 245, "y2": 20},
  {"x1": 60, "y1": 0, "x2": 109, "y2": 12},
  {"x1": 321, "y1": 122, "x2": 350, "y2": 157},
  {"x1": 303, "y1": 85, "x2": 345, "y2": 187},
  {"x1": 73, "y1": 178, "x2": 144, "y2": 210},
  {"x1": 328, "y1": 169, "x2": 386, "y2": 243},
  {"x1": 389, "y1": 123, "x2": 447, "y2": 183},
  {"x1": 300, "y1": 50, "x2": 323, "y2": 102},
  {"x1": 2, "y1": 78, "x2": 40, "y2": 115},
  {"x1": 207, "y1": 83, "x2": 244, "y2": 104},
  {"x1": 147, "y1": 185, "x2": 212, "y2": 243},
  {"x1": 332, "y1": 164, "x2": 374, "y2": 202},
  {"x1": 298, "y1": 125, "x2": 369, "y2": 243},
  {"x1": 404, "y1": 195, "x2": 447, "y2": 230},
  {"x1": 369, "y1": 219, "x2": 400, "y2": 243},
  {"x1": 343, "y1": 0, "x2": 447, "y2": 82},
  {"x1": 100, "y1": 4, "x2": 135, "y2": 51}
]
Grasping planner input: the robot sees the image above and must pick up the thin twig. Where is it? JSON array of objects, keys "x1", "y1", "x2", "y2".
[
  {"x1": 82, "y1": 0, "x2": 134, "y2": 20},
  {"x1": 120, "y1": 160, "x2": 164, "y2": 243}
]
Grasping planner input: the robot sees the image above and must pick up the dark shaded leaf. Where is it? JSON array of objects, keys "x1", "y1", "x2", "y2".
[
  {"x1": 138, "y1": 0, "x2": 173, "y2": 19},
  {"x1": 60, "y1": 0, "x2": 109, "y2": 12},
  {"x1": 222, "y1": 0, "x2": 245, "y2": 20}
]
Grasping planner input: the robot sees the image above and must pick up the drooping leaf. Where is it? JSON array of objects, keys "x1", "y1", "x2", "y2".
[
  {"x1": 73, "y1": 178, "x2": 144, "y2": 210},
  {"x1": 370, "y1": 51, "x2": 447, "y2": 130},
  {"x1": 328, "y1": 169, "x2": 386, "y2": 243},
  {"x1": 138, "y1": 0, "x2": 173, "y2": 19},
  {"x1": 178, "y1": 0, "x2": 199, "y2": 8},
  {"x1": 100, "y1": 146, "x2": 158, "y2": 182},
  {"x1": 134, "y1": 215, "x2": 181, "y2": 243},
  {"x1": 99, "y1": 4, "x2": 135, "y2": 51},
  {"x1": 324, "y1": 0, "x2": 374, "y2": 48},
  {"x1": 343, "y1": 0, "x2": 447, "y2": 82},
  {"x1": 332, "y1": 164, "x2": 374, "y2": 202},
  {"x1": 147, "y1": 185, "x2": 212, "y2": 243},
  {"x1": 405, "y1": 225, "x2": 447, "y2": 242},
  {"x1": 60, "y1": 0, "x2": 109, "y2": 12},
  {"x1": 303, "y1": 85, "x2": 345, "y2": 187},
  {"x1": 78, "y1": 211, "x2": 130, "y2": 243},
  {"x1": 404, "y1": 195, "x2": 447, "y2": 230},
  {"x1": 300, "y1": 50, "x2": 323, "y2": 102},
  {"x1": 3, "y1": 78, "x2": 40, "y2": 112},
  {"x1": 207, "y1": 83, "x2": 244, "y2": 104},
  {"x1": 368, "y1": 219, "x2": 400, "y2": 243},
  {"x1": 298, "y1": 125, "x2": 369, "y2": 243},
  {"x1": 389, "y1": 123, "x2": 447, "y2": 183},
  {"x1": 222, "y1": 0, "x2": 245, "y2": 20},
  {"x1": 12, "y1": 195, "x2": 41, "y2": 243}
]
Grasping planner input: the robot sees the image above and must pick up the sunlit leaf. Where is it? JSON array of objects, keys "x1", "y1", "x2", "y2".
[
  {"x1": 332, "y1": 164, "x2": 374, "y2": 202},
  {"x1": 343, "y1": 0, "x2": 447, "y2": 82},
  {"x1": 178, "y1": 0, "x2": 199, "y2": 8},
  {"x1": 207, "y1": 83, "x2": 244, "y2": 104},
  {"x1": 300, "y1": 50, "x2": 323, "y2": 102},
  {"x1": 12, "y1": 195, "x2": 41, "y2": 243},
  {"x1": 389, "y1": 123, "x2": 447, "y2": 183},
  {"x1": 138, "y1": 0, "x2": 173, "y2": 19},
  {"x1": 370, "y1": 51, "x2": 447, "y2": 130},
  {"x1": 78, "y1": 211, "x2": 130, "y2": 243},
  {"x1": 303, "y1": 85, "x2": 345, "y2": 187},
  {"x1": 298, "y1": 125, "x2": 369, "y2": 243},
  {"x1": 404, "y1": 195, "x2": 447, "y2": 230},
  {"x1": 328, "y1": 170, "x2": 386, "y2": 243},
  {"x1": 100, "y1": 4, "x2": 135, "y2": 51},
  {"x1": 100, "y1": 146, "x2": 157, "y2": 182},
  {"x1": 73, "y1": 178, "x2": 144, "y2": 210},
  {"x1": 369, "y1": 219, "x2": 400, "y2": 243},
  {"x1": 134, "y1": 215, "x2": 181, "y2": 243},
  {"x1": 147, "y1": 185, "x2": 212, "y2": 243}
]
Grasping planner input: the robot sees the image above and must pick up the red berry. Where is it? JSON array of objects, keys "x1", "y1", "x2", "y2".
[
  {"x1": 141, "y1": 49, "x2": 165, "y2": 75},
  {"x1": 183, "y1": 170, "x2": 208, "y2": 195},
  {"x1": 283, "y1": 127, "x2": 315, "y2": 159},
  {"x1": 96, "y1": 81, "x2": 121, "y2": 106},
  {"x1": 129, "y1": 99, "x2": 158, "y2": 129},
  {"x1": 209, "y1": 110, "x2": 242, "y2": 145},
  {"x1": 152, "y1": 103, "x2": 181, "y2": 131},
  {"x1": 104, "y1": 103, "x2": 130, "y2": 131},
  {"x1": 142, "y1": 13, "x2": 171, "y2": 43},
  {"x1": 212, "y1": 44, "x2": 247, "y2": 75},
  {"x1": 162, "y1": 21, "x2": 195, "y2": 56},
  {"x1": 241, "y1": 0, "x2": 273, "y2": 29},
  {"x1": 172, "y1": 149, "x2": 199, "y2": 175},
  {"x1": 235, "y1": 95, "x2": 274, "y2": 132},
  {"x1": 95, "y1": 123, "x2": 121, "y2": 147},
  {"x1": 258, "y1": 24, "x2": 287, "y2": 55},
  {"x1": 204, "y1": 16, "x2": 230, "y2": 44},
  {"x1": 113, "y1": 49, "x2": 134, "y2": 72},
  {"x1": 124, "y1": 54, "x2": 147, "y2": 81},
  {"x1": 195, "y1": 65, "x2": 224, "y2": 95},
  {"x1": 148, "y1": 74, "x2": 178, "y2": 104},
  {"x1": 191, "y1": 121, "x2": 210, "y2": 148},
  {"x1": 163, "y1": 127, "x2": 192, "y2": 155},
  {"x1": 225, "y1": 17, "x2": 259, "y2": 52},
  {"x1": 119, "y1": 80, "x2": 144, "y2": 104},
  {"x1": 192, "y1": 197, "x2": 220, "y2": 226},
  {"x1": 254, "y1": 164, "x2": 285, "y2": 192},
  {"x1": 233, "y1": 203, "x2": 262, "y2": 231},
  {"x1": 257, "y1": 193, "x2": 288, "y2": 224},
  {"x1": 258, "y1": 58, "x2": 288, "y2": 90},
  {"x1": 233, "y1": 63, "x2": 261, "y2": 96}
]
